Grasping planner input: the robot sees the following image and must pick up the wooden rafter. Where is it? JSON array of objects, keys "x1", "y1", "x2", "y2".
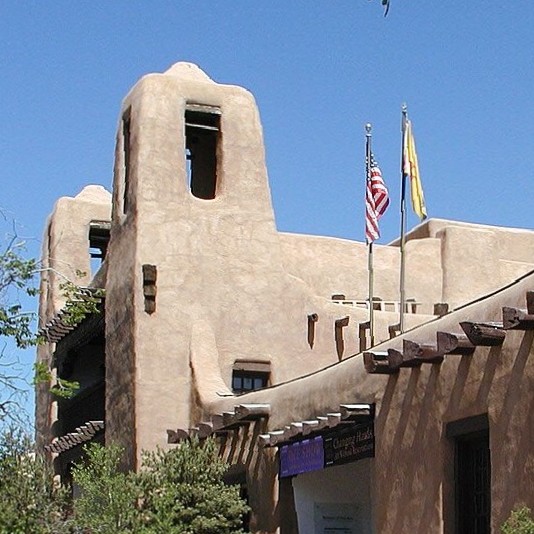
[
  {"x1": 460, "y1": 321, "x2": 505, "y2": 346},
  {"x1": 403, "y1": 340, "x2": 444, "y2": 364},
  {"x1": 436, "y1": 331, "x2": 475, "y2": 355}
]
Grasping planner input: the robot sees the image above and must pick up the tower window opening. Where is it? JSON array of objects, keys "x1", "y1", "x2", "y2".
[
  {"x1": 89, "y1": 221, "x2": 111, "y2": 276},
  {"x1": 185, "y1": 106, "x2": 220, "y2": 200},
  {"x1": 122, "y1": 108, "x2": 131, "y2": 214}
]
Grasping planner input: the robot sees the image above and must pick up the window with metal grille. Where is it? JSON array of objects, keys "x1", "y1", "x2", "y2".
[{"x1": 447, "y1": 415, "x2": 491, "y2": 534}]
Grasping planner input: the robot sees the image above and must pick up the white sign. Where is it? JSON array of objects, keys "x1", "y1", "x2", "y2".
[{"x1": 314, "y1": 502, "x2": 359, "y2": 534}]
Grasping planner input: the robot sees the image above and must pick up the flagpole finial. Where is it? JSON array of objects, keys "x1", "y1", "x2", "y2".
[
  {"x1": 365, "y1": 123, "x2": 372, "y2": 135},
  {"x1": 401, "y1": 102, "x2": 408, "y2": 115}
]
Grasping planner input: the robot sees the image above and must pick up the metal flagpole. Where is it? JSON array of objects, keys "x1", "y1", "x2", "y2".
[
  {"x1": 365, "y1": 123, "x2": 375, "y2": 346},
  {"x1": 399, "y1": 104, "x2": 408, "y2": 332}
]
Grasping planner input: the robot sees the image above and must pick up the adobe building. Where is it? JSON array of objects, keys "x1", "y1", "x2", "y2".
[{"x1": 36, "y1": 63, "x2": 534, "y2": 533}]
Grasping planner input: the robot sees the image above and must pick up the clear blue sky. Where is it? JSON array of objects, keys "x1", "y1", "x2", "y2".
[{"x1": 1, "y1": 2, "x2": 533, "y2": 416}]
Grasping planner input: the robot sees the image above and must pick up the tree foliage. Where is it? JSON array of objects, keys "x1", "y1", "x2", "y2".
[
  {"x1": 136, "y1": 438, "x2": 249, "y2": 533},
  {"x1": 72, "y1": 439, "x2": 249, "y2": 533},
  {"x1": 501, "y1": 506, "x2": 534, "y2": 534},
  {"x1": 71, "y1": 443, "x2": 139, "y2": 533},
  {"x1": 0, "y1": 219, "x2": 39, "y2": 421},
  {"x1": 0, "y1": 428, "x2": 70, "y2": 534}
]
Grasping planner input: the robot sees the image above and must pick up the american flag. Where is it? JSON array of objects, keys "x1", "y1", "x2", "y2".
[{"x1": 365, "y1": 155, "x2": 390, "y2": 243}]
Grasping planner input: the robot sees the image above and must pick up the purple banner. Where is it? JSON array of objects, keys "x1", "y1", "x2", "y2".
[{"x1": 280, "y1": 436, "x2": 324, "y2": 478}]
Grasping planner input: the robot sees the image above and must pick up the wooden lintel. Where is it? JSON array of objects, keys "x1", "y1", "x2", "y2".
[
  {"x1": 403, "y1": 340, "x2": 444, "y2": 364},
  {"x1": 363, "y1": 351, "x2": 398, "y2": 374},
  {"x1": 167, "y1": 429, "x2": 189, "y2": 444},
  {"x1": 197, "y1": 422, "x2": 214, "y2": 439},
  {"x1": 388, "y1": 348, "x2": 422, "y2": 369},
  {"x1": 460, "y1": 321, "x2": 505, "y2": 346},
  {"x1": 235, "y1": 403, "x2": 270, "y2": 420},
  {"x1": 527, "y1": 291, "x2": 534, "y2": 314},
  {"x1": 502, "y1": 307, "x2": 534, "y2": 330},
  {"x1": 436, "y1": 331, "x2": 475, "y2": 355}
]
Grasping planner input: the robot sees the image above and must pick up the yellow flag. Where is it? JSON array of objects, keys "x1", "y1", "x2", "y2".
[{"x1": 403, "y1": 120, "x2": 427, "y2": 220}]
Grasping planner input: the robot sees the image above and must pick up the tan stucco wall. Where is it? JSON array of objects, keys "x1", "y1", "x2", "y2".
[
  {"x1": 35, "y1": 185, "x2": 111, "y2": 448},
  {"x1": 220, "y1": 271, "x2": 534, "y2": 532},
  {"x1": 36, "y1": 63, "x2": 534, "y2": 531}
]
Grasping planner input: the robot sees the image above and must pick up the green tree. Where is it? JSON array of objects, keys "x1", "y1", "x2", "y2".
[
  {"x1": 71, "y1": 442, "x2": 139, "y2": 533},
  {"x1": 137, "y1": 438, "x2": 249, "y2": 534},
  {"x1": 0, "y1": 427, "x2": 70, "y2": 534},
  {"x1": 72, "y1": 439, "x2": 250, "y2": 534},
  {"x1": 0, "y1": 221, "x2": 39, "y2": 420},
  {"x1": 501, "y1": 506, "x2": 534, "y2": 534}
]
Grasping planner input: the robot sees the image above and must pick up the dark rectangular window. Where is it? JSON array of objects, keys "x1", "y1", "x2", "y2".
[
  {"x1": 88, "y1": 221, "x2": 111, "y2": 277},
  {"x1": 185, "y1": 105, "x2": 220, "y2": 200},
  {"x1": 231, "y1": 371, "x2": 269, "y2": 393},
  {"x1": 89, "y1": 221, "x2": 111, "y2": 261},
  {"x1": 447, "y1": 415, "x2": 491, "y2": 534},
  {"x1": 231, "y1": 360, "x2": 270, "y2": 393},
  {"x1": 122, "y1": 108, "x2": 131, "y2": 213}
]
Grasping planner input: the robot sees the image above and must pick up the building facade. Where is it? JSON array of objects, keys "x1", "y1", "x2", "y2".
[{"x1": 36, "y1": 63, "x2": 534, "y2": 533}]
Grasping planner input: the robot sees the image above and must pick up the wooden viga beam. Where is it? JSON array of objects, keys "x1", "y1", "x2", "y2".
[
  {"x1": 234, "y1": 403, "x2": 270, "y2": 421},
  {"x1": 402, "y1": 340, "x2": 444, "y2": 364},
  {"x1": 197, "y1": 422, "x2": 214, "y2": 439},
  {"x1": 502, "y1": 306, "x2": 534, "y2": 330},
  {"x1": 340, "y1": 403, "x2": 374, "y2": 420},
  {"x1": 363, "y1": 351, "x2": 399, "y2": 375},
  {"x1": 387, "y1": 347, "x2": 422, "y2": 369},
  {"x1": 166, "y1": 429, "x2": 190, "y2": 444},
  {"x1": 436, "y1": 331, "x2": 475, "y2": 356},
  {"x1": 460, "y1": 321, "x2": 505, "y2": 346}
]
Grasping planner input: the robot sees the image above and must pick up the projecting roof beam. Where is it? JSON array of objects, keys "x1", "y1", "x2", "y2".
[
  {"x1": 363, "y1": 351, "x2": 399, "y2": 374},
  {"x1": 258, "y1": 434, "x2": 271, "y2": 447},
  {"x1": 436, "y1": 331, "x2": 475, "y2": 355},
  {"x1": 326, "y1": 413, "x2": 342, "y2": 427},
  {"x1": 340, "y1": 404, "x2": 374, "y2": 420},
  {"x1": 387, "y1": 347, "x2": 422, "y2": 369},
  {"x1": 268, "y1": 430, "x2": 285, "y2": 447},
  {"x1": 234, "y1": 403, "x2": 270, "y2": 420},
  {"x1": 166, "y1": 429, "x2": 190, "y2": 444},
  {"x1": 197, "y1": 422, "x2": 214, "y2": 438},
  {"x1": 502, "y1": 307, "x2": 534, "y2": 330},
  {"x1": 301, "y1": 420, "x2": 320, "y2": 436},
  {"x1": 460, "y1": 321, "x2": 505, "y2": 346},
  {"x1": 403, "y1": 340, "x2": 444, "y2": 364}
]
